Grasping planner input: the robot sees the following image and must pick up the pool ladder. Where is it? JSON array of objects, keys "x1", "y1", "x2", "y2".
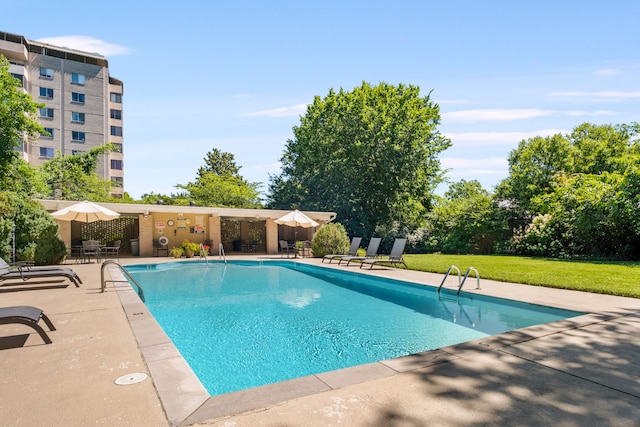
[
  {"x1": 199, "y1": 243, "x2": 209, "y2": 265},
  {"x1": 437, "y1": 265, "x2": 480, "y2": 297},
  {"x1": 100, "y1": 259, "x2": 145, "y2": 302},
  {"x1": 218, "y1": 243, "x2": 227, "y2": 264}
]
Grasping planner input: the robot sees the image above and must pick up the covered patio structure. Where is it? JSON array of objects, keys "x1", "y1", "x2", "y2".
[{"x1": 39, "y1": 200, "x2": 336, "y2": 257}]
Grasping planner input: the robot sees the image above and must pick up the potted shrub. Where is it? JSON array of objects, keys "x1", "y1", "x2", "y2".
[
  {"x1": 170, "y1": 247, "x2": 184, "y2": 258},
  {"x1": 182, "y1": 240, "x2": 200, "y2": 258}
]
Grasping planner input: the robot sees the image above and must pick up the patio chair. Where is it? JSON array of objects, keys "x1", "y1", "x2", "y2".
[
  {"x1": 0, "y1": 260, "x2": 81, "y2": 287},
  {"x1": 360, "y1": 238, "x2": 408, "y2": 269},
  {"x1": 322, "y1": 237, "x2": 362, "y2": 263},
  {"x1": 338, "y1": 237, "x2": 382, "y2": 266},
  {"x1": 279, "y1": 240, "x2": 293, "y2": 258},
  {"x1": 102, "y1": 240, "x2": 121, "y2": 260},
  {"x1": 301, "y1": 240, "x2": 312, "y2": 258},
  {"x1": 0, "y1": 305, "x2": 56, "y2": 344},
  {"x1": 82, "y1": 240, "x2": 102, "y2": 263}
]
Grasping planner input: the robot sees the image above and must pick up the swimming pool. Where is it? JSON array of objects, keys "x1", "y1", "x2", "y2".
[{"x1": 125, "y1": 261, "x2": 583, "y2": 396}]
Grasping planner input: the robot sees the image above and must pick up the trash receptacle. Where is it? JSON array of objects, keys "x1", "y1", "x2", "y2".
[{"x1": 130, "y1": 238, "x2": 139, "y2": 256}]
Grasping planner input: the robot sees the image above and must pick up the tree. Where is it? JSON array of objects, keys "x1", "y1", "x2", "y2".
[
  {"x1": 419, "y1": 180, "x2": 501, "y2": 254},
  {"x1": 177, "y1": 148, "x2": 262, "y2": 208},
  {"x1": 497, "y1": 122, "x2": 640, "y2": 258},
  {"x1": 177, "y1": 173, "x2": 261, "y2": 208},
  {"x1": 267, "y1": 81, "x2": 450, "y2": 239},
  {"x1": 0, "y1": 55, "x2": 45, "y2": 180},
  {"x1": 39, "y1": 145, "x2": 114, "y2": 200},
  {"x1": 495, "y1": 133, "x2": 573, "y2": 213},
  {"x1": 198, "y1": 148, "x2": 241, "y2": 178}
]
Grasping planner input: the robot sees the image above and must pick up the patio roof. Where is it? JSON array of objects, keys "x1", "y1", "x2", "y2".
[{"x1": 38, "y1": 200, "x2": 337, "y2": 223}]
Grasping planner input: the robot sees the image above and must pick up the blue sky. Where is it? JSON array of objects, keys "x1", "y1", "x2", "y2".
[{"x1": 4, "y1": 1, "x2": 639, "y2": 199}]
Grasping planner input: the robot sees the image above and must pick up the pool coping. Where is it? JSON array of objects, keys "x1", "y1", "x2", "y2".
[{"x1": 110, "y1": 259, "x2": 613, "y2": 426}]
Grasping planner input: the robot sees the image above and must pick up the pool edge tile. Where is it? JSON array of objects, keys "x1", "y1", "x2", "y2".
[{"x1": 180, "y1": 375, "x2": 331, "y2": 426}]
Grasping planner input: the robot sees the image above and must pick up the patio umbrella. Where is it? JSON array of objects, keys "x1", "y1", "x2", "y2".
[
  {"x1": 275, "y1": 210, "x2": 318, "y2": 257},
  {"x1": 274, "y1": 210, "x2": 319, "y2": 229},
  {"x1": 51, "y1": 200, "x2": 120, "y2": 223}
]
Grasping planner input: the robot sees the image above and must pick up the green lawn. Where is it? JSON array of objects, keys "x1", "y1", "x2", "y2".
[{"x1": 403, "y1": 254, "x2": 640, "y2": 298}]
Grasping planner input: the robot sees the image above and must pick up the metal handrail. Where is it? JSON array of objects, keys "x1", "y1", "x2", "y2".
[
  {"x1": 437, "y1": 265, "x2": 461, "y2": 293},
  {"x1": 100, "y1": 259, "x2": 145, "y2": 302},
  {"x1": 457, "y1": 267, "x2": 480, "y2": 295},
  {"x1": 218, "y1": 243, "x2": 227, "y2": 264},
  {"x1": 199, "y1": 243, "x2": 209, "y2": 265}
]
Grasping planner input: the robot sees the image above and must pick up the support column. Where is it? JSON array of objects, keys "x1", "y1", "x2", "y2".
[{"x1": 266, "y1": 218, "x2": 278, "y2": 255}]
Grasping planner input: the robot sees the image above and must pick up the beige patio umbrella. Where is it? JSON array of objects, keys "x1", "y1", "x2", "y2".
[
  {"x1": 275, "y1": 210, "x2": 319, "y2": 257},
  {"x1": 274, "y1": 209, "x2": 319, "y2": 229},
  {"x1": 51, "y1": 200, "x2": 120, "y2": 223}
]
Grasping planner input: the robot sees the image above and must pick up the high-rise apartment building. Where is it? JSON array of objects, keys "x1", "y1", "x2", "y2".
[{"x1": 0, "y1": 30, "x2": 124, "y2": 198}]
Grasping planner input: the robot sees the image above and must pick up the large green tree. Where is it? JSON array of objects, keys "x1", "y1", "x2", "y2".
[
  {"x1": 39, "y1": 144, "x2": 114, "y2": 200},
  {"x1": 0, "y1": 56, "x2": 65, "y2": 263},
  {"x1": 198, "y1": 148, "x2": 241, "y2": 178},
  {"x1": 177, "y1": 148, "x2": 262, "y2": 208},
  {"x1": 497, "y1": 122, "x2": 640, "y2": 258},
  {"x1": 267, "y1": 81, "x2": 450, "y2": 239},
  {"x1": 419, "y1": 180, "x2": 503, "y2": 254},
  {"x1": 0, "y1": 55, "x2": 45, "y2": 180}
]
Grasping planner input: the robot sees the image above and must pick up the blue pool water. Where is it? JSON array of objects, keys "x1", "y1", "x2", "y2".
[{"x1": 125, "y1": 261, "x2": 583, "y2": 396}]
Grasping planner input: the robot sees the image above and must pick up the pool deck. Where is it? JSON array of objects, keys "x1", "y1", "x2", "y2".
[{"x1": 1, "y1": 255, "x2": 639, "y2": 426}]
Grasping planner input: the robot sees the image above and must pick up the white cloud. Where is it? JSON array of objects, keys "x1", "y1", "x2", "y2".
[
  {"x1": 441, "y1": 157, "x2": 508, "y2": 176},
  {"x1": 35, "y1": 36, "x2": 131, "y2": 56},
  {"x1": 445, "y1": 129, "x2": 567, "y2": 146},
  {"x1": 443, "y1": 108, "x2": 615, "y2": 123},
  {"x1": 440, "y1": 157, "x2": 509, "y2": 185},
  {"x1": 254, "y1": 162, "x2": 282, "y2": 173},
  {"x1": 436, "y1": 99, "x2": 472, "y2": 105},
  {"x1": 595, "y1": 68, "x2": 619, "y2": 76},
  {"x1": 548, "y1": 91, "x2": 640, "y2": 101},
  {"x1": 442, "y1": 109, "x2": 557, "y2": 122},
  {"x1": 243, "y1": 104, "x2": 308, "y2": 117}
]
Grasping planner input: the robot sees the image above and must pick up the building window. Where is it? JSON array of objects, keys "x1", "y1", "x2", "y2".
[
  {"x1": 111, "y1": 176, "x2": 124, "y2": 187},
  {"x1": 111, "y1": 143, "x2": 123, "y2": 153},
  {"x1": 110, "y1": 126, "x2": 123, "y2": 137},
  {"x1": 39, "y1": 87, "x2": 54, "y2": 99},
  {"x1": 39, "y1": 108, "x2": 54, "y2": 119},
  {"x1": 71, "y1": 112, "x2": 85, "y2": 123},
  {"x1": 39, "y1": 67, "x2": 54, "y2": 79},
  {"x1": 110, "y1": 159, "x2": 123, "y2": 170},
  {"x1": 71, "y1": 150, "x2": 85, "y2": 155},
  {"x1": 11, "y1": 73, "x2": 24, "y2": 86},
  {"x1": 110, "y1": 92, "x2": 122, "y2": 103},
  {"x1": 71, "y1": 73, "x2": 85, "y2": 85},
  {"x1": 41, "y1": 127, "x2": 54, "y2": 138},
  {"x1": 71, "y1": 92, "x2": 85, "y2": 104},
  {"x1": 71, "y1": 131, "x2": 86, "y2": 142},
  {"x1": 39, "y1": 147, "x2": 55, "y2": 158},
  {"x1": 110, "y1": 109, "x2": 122, "y2": 120}
]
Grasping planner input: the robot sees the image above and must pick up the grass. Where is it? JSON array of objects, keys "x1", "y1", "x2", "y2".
[{"x1": 403, "y1": 254, "x2": 640, "y2": 299}]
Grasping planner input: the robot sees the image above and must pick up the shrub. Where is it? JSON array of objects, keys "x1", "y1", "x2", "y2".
[{"x1": 310, "y1": 223, "x2": 350, "y2": 257}]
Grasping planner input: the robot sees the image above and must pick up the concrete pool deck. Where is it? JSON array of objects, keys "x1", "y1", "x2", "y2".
[{"x1": 1, "y1": 256, "x2": 639, "y2": 426}]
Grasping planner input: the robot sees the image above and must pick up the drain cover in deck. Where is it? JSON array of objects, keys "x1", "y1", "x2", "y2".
[{"x1": 115, "y1": 373, "x2": 148, "y2": 385}]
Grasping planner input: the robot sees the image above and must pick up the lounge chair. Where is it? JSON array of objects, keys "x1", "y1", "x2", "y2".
[
  {"x1": 1, "y1": 258, "x2": 83, "y2": 280},
  {"x1": 338, "y1": 237, "x2": 382, "y2": 266},
  {"x1": 360, "y1": 238, "x2": 408, "y2": 269},
  {"x1": 0, "y1": 260, "x2": 81, "y2": 287},
  {"x1": 0, "y1": 305, "x2": 56, "y2": 344},
  {"x1": 322, "y1": 237, "x2": 362, "y2": 263}
]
